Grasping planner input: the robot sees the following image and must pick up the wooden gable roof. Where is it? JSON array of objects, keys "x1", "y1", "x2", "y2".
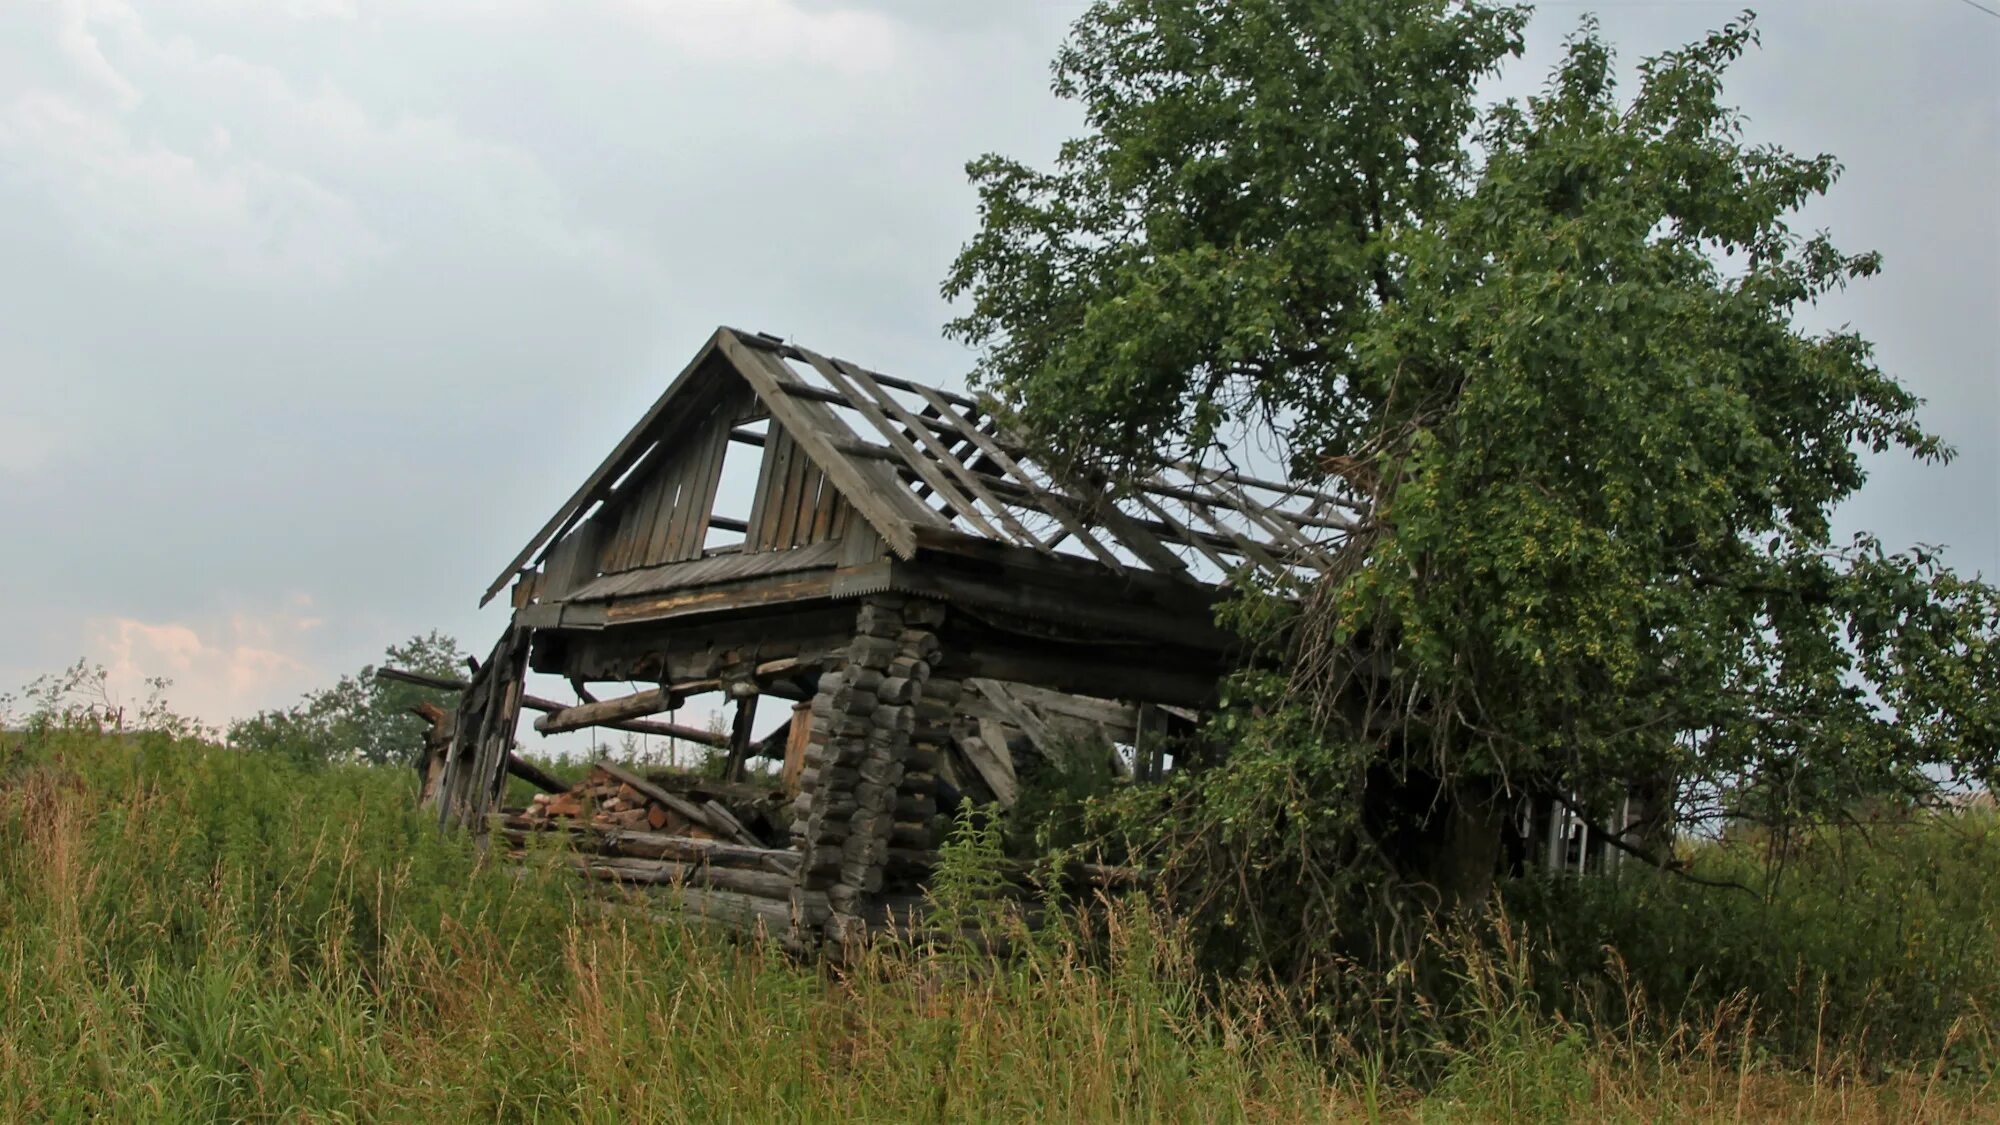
[{"x1": 483, "y1": 327, "x2": 1364, "y2": 607}]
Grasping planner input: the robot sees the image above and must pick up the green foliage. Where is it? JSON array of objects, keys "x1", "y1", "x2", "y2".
[
  {"x1": 0, "y1": 698, "x2": 1993, "y2": 1117},
  {"x1": 927, "y1": 798, "x2": 1018, "y2": 952},
  {"x1": 945, "y1": 0, "x2": 1531, "y2": 475},
  {"x1": 1506, "y1": 812, "x2": 2000, "y2": 1074},
  {"x1": 1002, "y1": 733, "x2": 1129, "y2": 860},
  {"x1": 946, "y1": 0, "x2": 2000, "y2": 988},
  {"x1": 228, "y1": 630, "x2": 467, "y2": 768}
]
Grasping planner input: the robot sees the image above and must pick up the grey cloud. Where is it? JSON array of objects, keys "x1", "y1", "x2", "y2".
[{"x1": 0, "y1": 0, "x2": 1991, "y2": 726}]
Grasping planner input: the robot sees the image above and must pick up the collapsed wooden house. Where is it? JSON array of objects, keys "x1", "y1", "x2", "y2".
[{"x1": 420, "y1": 326, "x2": 1356, "y2": 953}]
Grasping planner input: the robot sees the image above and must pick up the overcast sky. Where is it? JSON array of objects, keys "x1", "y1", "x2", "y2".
[{"x1": 2, "y1": 0, "x2": 1994, "y2": 733}]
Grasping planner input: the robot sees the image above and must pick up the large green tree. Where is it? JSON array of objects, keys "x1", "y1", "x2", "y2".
[{"x1": 946, "y1": 0, "x2": 1999, "y2": 968}]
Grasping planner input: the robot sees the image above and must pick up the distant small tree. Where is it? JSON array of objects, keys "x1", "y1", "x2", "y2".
[{"x1": 229, "y1": 631, "x2": 467, "y2": 768}]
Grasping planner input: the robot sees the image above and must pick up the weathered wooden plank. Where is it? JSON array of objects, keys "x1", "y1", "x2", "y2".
[
  {"x1": 1131, "y1": 492, "x2": 1238, "y2": 575},
  {"x1": 718, "y1": 331, "x2": 933, "y2": 557},
  {"x1": 533, "y1": 687, "x2": 677, "y2": 734},
  {"x1": 956, "y1": 731, "x2": 1019, "y2": 808},
  {"x1": 744, "y1": 423, "x2": 791, "y2": 550},
  {"x1": 796, "y1": 349, "x2": 1005, "y2": 541},
  {"x1": 634, "y1": 450, "x2": 687, "y2": 570},
  {"x1": 593, "y1": 760, "x2": 765, "y2": 850},
  {"x1": 480, "y1": 334, "x2": 735, "y2": 605},
  {"x1": 598, "y1": 483, "x2": 640, "y2": 575},
  {"x1": 773, "y1": 425, "x2": 814, "y2": 548},
  {"x1": 539, "y1": 523, "x2": 593, "y2": 601},
  {"x1": 972, "y1": 682, "x2": 1060, "y2": 758},
  {"x1": 829, "y1": 492, "x2": 852, "y2": 540},
  {"x1": 723, "y1": 694, "x2": 759, "y2": 782},
  {"x1": 493, "y1": 815, "x2": 798, "y2": 871},
  {"x1": 805, "y1": 470, "x2": 838, "y2": 543},
  {"x1": 602, "y1": 570, "x2": 839, "y2": 625},
  {"x1": 835, "y1": 358, "x2": 1046, "y2": 550},
  {"x1": 669, "y1": 405, "x2": 733, "y2": 562},
  {"x1": 862, "y1": 561, "x2": 1233, "y2": 651},
  {"x1": 477, "y1": 640, "x2": 527, "y2": 822},
  {"x1": 566, "y1": 854, "x2": 798, "y2": 899},
  {"x1": 1078, "y1": 488, "x2": 1196, "y2": 576},
  {"x1": 1180, "y1": 496, "x2": 1287, "y2": 575},
  {"x1": 1187, "y1": 470, "x2": 1339, "y2": 575},
  {"x1": 781, "y1": 701, "x2": 812, "y2": 797},
  {"x1": 906, "y1": 384, "x2": 1129, "y2": 575},
  {"x1": 957, "y1": 642, "x2": 1221, "y2": 708},
  {"x1": 1170, "y1": 458, "x2": 1370, "y2": 515},
  {"x1": 970, "y1": 681, "x2": 1139, "y2": 734}
]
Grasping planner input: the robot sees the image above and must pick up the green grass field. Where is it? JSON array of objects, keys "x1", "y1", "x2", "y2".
[{"x1": 1, "y1": 723, "x2": 1993, "y2": 1122}]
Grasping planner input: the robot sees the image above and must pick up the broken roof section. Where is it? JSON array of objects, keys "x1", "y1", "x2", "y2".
[{"x1": 482, "y1": 327, "x2": 1362, "y2": 606}]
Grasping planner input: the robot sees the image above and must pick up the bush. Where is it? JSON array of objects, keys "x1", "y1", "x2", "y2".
[{"x1": 1505, "y1": 815, "x2": 2000, "y2": 1077}]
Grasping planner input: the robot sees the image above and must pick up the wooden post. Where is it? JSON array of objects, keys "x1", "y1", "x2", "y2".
[
  {"x1": 724, "y1": 693, "x2": 760, "y2": 782},
  {"x1": 781, "y1": 701, "x2": 812, "y2": 797},
  {"x1": 1543, "y1": 797, "x2": 1567, "y2": 874}
]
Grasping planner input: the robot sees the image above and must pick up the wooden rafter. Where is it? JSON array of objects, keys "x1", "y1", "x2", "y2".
[
  {"x1": 792, "y1": 349, "x2": 1007, "y2": 542},
  {"x1": 907, "y1": 384, "x2": 1130, "y2": 576},
  {"x1": 489, "y1": 327, "x2": 1356, "y2": 600}
]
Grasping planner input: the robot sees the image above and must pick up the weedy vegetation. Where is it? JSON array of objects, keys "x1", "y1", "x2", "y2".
[{"x1": 0, "y1": 688, "x2": 1993, "y2": 1122}]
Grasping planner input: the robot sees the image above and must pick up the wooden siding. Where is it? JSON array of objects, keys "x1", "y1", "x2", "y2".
[
  {"x1": 744, "y1": 421, "x2": 855, "y2": 553},
  {"x1": 567, "y1": 385, "x2": 751, "y2": 583}
]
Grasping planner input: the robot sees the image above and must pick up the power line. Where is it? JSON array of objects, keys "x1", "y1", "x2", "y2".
[{"x1": 1952, "y1": 0, "x2": 2000, "y2": 20}]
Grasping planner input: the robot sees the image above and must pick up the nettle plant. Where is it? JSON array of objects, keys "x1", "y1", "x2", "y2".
[{"x1": 945, "y1": 0, "x2": 2000, "y2": 972}]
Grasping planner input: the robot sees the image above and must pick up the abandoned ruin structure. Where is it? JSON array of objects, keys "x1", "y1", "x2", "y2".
[
  {"x1": 414, "y1": 326, "x2": 1372, "y2": 952},
  {"x1": 414, "y1": 326, "x2": 1634, "y2": 954}
]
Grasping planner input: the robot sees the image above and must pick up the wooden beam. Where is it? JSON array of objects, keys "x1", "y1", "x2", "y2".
[
  {"x1": 505, "y1": 753, "x2": 568, "y2": 794},
  {"x1": 1130, "y1": 491, "x2": 1239, "y2": 575},
  {"x1": 718, "y1": 330, "x2": 934, "y2": 557},
  {"x1": 794, "y1": 349, "x2": 1006, "y2": 541},
  {"x1": 832, "y1": 357, "x2": 1047, "y2": 550},
  {"x1": 533, "y1": 687, "x2": 677, "y2": 735},
  {"x1": 1180, "y1": 469, "x2": 1340, "y2": 574},
  {"x1": 482, "y1": 334, "x2": 734, "y2": 605},
  {"x1": 1169, "y1": 459, "x2": 1370, "y2": 515},
  {"x1": 1179, "y1": 496, "x2": 1288, "y2": 576},
  {"x1": 592, "y1": 760, "x2": 765, "y2": 850},
  {"x1": 723, "y1": 694, "x2": 759, "y2": 783},
  {"x1": 376, "y1": 666, "x2": 730, "y2": 745},
  {"x1": 957, "y1": 642, "x2": 1220, "y2": 708},
  {"x1": 908, "y1": 383, "x2": 1131, "y2": 571},
  {"x1": 971, "y1": 680, "x2": 1060, "y2": 755},
  {"x1": 955, "y1": 731, "x2": 1019, "y2": 808},
  {"x1": 492, "y1": 814, "x2": 798, "y2": 871}
]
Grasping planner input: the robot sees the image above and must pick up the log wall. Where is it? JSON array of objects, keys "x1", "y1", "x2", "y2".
[{"x1": 789, "y1": 593, "x2": 949, "y2": 953}]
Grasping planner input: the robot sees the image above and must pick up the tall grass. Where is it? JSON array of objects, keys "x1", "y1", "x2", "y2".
[
  {"x1": 0, "y1": 721, "x2": 1993, "y2": 1122},
  {"x1": 1506, "y1": 815, "x2": 2000, "y2": 1077}
]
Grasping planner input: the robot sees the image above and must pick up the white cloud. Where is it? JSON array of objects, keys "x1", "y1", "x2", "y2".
[
  {"x1": 0, "y1": 88, "x2": 392, "y2": 283},
  {"x1": 0, "y1": 415, "x2": 59, "y2": 478},
  {"x1": 0, "y1": 1, "x2": 394, "y2": 283},
  {"x1": 0, "y1": 0, "x2": 647, "y2": 288},
  {"x1": 611, "y1": 0, "x2": 905, "y2": 73},
  {"x1": 85, "y1": 600, "x2": 327, "y2": 726},
  {"x1": 50, "y1": 0, "x2": 142, "y2": 109}
]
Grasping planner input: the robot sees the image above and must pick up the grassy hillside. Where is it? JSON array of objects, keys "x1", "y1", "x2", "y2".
[{"x1": 1, "y1": 722, "x2": 1993, "y2": 1122}]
